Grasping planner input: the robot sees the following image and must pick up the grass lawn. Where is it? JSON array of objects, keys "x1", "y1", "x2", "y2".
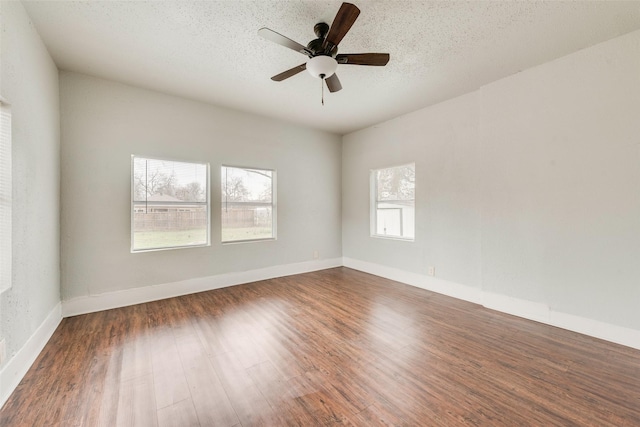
[
  {"x1": 133, "y1": 228, "x2": 208, "y2": 250},
  {"x1": 134, "y1": 227, "x2": 273, "y2": 249}
]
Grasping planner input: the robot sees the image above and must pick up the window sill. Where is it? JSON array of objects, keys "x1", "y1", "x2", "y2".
[
  {"x1": 221, "y1": 237, "x2": 276, "y2": 245},
  {"x1": 131, "y1": 242, "x2": 211, "y2": 253},
  {"x1": 370, "y1": 234, "x2": 415, "y2": 242}
]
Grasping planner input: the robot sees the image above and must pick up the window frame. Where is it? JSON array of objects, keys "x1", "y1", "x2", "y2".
[
  {"x1": 370, "y1": 162, "x2": 416, "y2": 242},
  {"x1": 221, "y1": 165, "x2": 277, "y2": 244},
  {"x1": 130, "y1": 155, "x2": 211, "y2": 253}
]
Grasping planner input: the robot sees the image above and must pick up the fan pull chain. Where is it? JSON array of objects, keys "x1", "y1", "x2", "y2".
[{"x1": 321, "y1": 77, "x2": 325, "y2": 106}]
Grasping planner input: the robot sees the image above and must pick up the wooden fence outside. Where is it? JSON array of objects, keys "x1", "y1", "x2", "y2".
[
  {"x1": 134, "y1": 208, "x2": 271, "y2": 231},
  {"x1": 133, "y1": 211, "x2": 207, "y2": 232},
  {"x1": 222, "y1": 208, "x2": 271, "y2": 228},
  {"x1": 222, "y1": 209, "x2": 255, "y2": 228}
]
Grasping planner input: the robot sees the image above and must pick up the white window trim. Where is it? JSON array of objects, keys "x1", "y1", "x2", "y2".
[
  {"x1": 221, "y1": 165, "x2": 277, "y2": 244},
  {"x1": 130, "y1": 155, "x2": 211, "y2": 252}
]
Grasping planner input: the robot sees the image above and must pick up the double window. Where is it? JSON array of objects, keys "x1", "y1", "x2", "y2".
[
  {"x1": 371, "y1": 163, "x2": 415, "y2": 240},
  {"x1": 131, "y1": 158, "x2": 276, "y2": 251}
]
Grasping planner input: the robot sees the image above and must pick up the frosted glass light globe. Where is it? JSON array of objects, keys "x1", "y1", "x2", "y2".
[{"x1": 306, "y1": 55, "x2": 338, "y2": 79}]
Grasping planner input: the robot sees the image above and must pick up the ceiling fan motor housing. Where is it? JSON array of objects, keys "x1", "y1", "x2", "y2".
[
  {"x1": 314, "y1": 22, "x2": 329, "y2": 38},
  {"x1": 308, "y1": 23, "x2": 338, "y2": 57}
]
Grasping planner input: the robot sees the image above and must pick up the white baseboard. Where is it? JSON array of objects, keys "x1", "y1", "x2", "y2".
[
  {"x1": 549, "y1": 311, "x2": 640, "y2": 350},
  {"x1": 485, "y1": 291, "x2": 640, "y2": 350},
  {"x1": 483, "y1": 291, "x2": 550, "y2": 324},
  {"x1": 342, "y1": 257, "x2": 484, "y2": 305},
  {"x1": 0, "y1": 302, "x2": 62, "y2": 409},
  {"x1": 62, "y1": 258, "x2": 343, "y2": 317},
  {"x1": 343, "y1": 257, "x2": 640, "y2": 351}
]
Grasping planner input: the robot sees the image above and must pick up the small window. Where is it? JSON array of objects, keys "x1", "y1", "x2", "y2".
[
  {"x1": 1, "y1": 100, "x2": 11, "y2": 292},
  {"x1": 371, "y1": 163, "x2": 415, "y2": 240},
  {"x1": 131, "y1": 156, "x2": 209, "y2": 252},
  {"x1": 221, "y1": 166, "x2": 276, "y2": 243}
]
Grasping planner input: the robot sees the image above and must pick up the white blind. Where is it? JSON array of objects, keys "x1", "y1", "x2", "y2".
[{"x1": 0, "y1": 102, "x2": 11, "y2": 292}]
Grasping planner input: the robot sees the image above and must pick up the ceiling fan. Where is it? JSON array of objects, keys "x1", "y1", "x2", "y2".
[{"x1": 258, "y1": 2, "x2": 390, "y2": 95}]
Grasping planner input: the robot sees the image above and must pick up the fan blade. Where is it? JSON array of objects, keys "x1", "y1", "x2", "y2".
[
  {"x1": 324, "y1": 3, "x2": 360, "y2": 49},
  {"x1": 325, "y1": 74, "x2": 342, "y2": 93},
  {"x1": 336, "y1": 53, "x2": 390, "y2": 66},
  {"x1": 258, "y1": 28, "x2": 310, "y2": 56},
  {"x1": 271, "y1": 63, "x2": 307, "y2": 81}
]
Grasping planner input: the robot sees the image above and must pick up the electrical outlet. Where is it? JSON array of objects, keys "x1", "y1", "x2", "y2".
[
  {"x1": 313, "y1": 250, "x2": 319, "y2": 259},
  {"x1": 428, "y1": 266, "x2": 435, "y2": 277},
  {"x1": 0, "y1": 339, "x2": 5, "y2": 365}
]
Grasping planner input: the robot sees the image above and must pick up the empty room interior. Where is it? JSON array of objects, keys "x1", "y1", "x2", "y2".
[{"x1": 1, "y1": 0, "x2": 640, "y2": 425}]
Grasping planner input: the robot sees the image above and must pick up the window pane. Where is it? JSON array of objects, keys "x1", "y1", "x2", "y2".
[
  {"x1": 376, "y1": 208, "x2": 402, "y2": 236},
  {"x1": 371, "y1": 164, "x2": 415, "y2": 240},
  {"x1": 132, "y1": 156, "x2": 209, "y2": 251},
  {"x1": 221, "y1": 166, "x2": 275, "y2": 242}
]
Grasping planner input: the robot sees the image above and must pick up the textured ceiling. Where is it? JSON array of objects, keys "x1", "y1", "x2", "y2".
[{"x1": 21, "y1": 1, "x2": 640, "y2": 135}]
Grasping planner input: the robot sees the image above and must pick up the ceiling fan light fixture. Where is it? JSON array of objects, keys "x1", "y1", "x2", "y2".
[
  {"x1": 306, "y1": 55, "x2": 338, "y2": 79},
  {"x1": 259, "y1": 2, "x2": 388, "y2": 94}
]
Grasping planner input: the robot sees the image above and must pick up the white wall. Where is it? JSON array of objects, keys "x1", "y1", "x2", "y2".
[
  {"x1": 480, "y1": 29, "x2": 640, "y2": 329},
  {"x1": 343, "y1": 92, "x2": 482, "y2": 288},
  {"x1": 59, "y1": 72, "x2": 342, "y2": 303},
  {"x1": 343, "y1": 30, "x2": 640, "y2": 345},
  {"x1": 0, "y1": 0, "x2": 61, "y2": 392}
]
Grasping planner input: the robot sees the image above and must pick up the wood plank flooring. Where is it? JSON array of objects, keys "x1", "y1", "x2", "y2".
[{"x1": 1, "y1": 267, "x2": 639, "y2": 426}]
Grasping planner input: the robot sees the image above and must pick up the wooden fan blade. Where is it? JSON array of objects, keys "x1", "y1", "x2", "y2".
[
  {"x1": 324, "y1": 3, "x2": 360, "y2": 49},
  {"x1": 258, "y1": 28, "x2": 310, "y2": 56},
  {"x1": 271, "y1": 63, "x2": 307, "y2": 81},
  {"x1": 325, "y1": 73, "x2": 342, "y2": 93},
  {"x1": 336, "y1": 53, "x2": 390, "y2": 66}
]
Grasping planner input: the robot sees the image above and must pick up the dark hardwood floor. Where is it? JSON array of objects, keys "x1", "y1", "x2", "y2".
[{"x1": 1, "y1": 267, "x2": 639, "y2": 426}]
